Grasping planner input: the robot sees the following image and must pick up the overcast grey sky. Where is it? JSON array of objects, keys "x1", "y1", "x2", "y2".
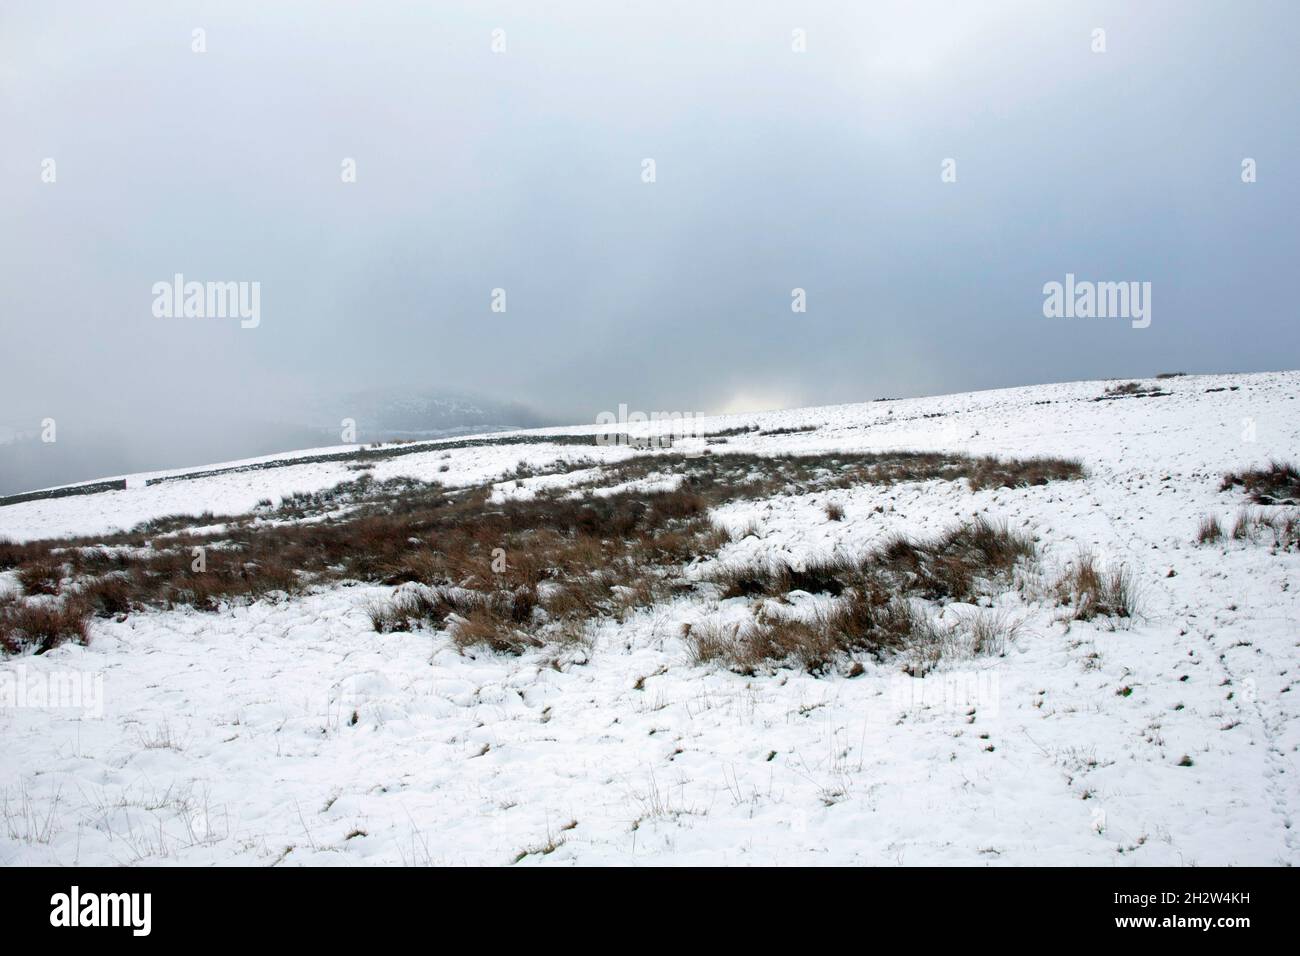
[{"x1": 1, "y1": 1, "x2": 1298, "y2": 486}]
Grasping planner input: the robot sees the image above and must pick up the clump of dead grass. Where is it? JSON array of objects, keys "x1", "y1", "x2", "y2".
[
  {"x1": 1220, "y1": 461, "x2": 1300, "y2": 505},
  {"x1": 691, "y1": 517, "x2": 1037, "y2": 673},
  {"x1": 1197, "y1": 514, "x2": 1223, "y2": 544},
  {"x1": 1052, "y1": 552, "x2": 1139, "y2": 624},
  {"x1": 0, "y1": 598, "x2": 90, "y2": 655},
  {"x1": 1096, "y1": 381, "x2": 1169, "y2": 401},
  {"x1": 709, "y1": 517, "x2": 1035, "y2": 606},
  {"x1": 1194, "y1": 507, "x2": 1298, "y2": 551}
]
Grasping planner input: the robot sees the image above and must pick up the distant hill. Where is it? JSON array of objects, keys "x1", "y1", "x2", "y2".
[{"x1": 279, "y1": 387, "x2": 552, "y2": 443}]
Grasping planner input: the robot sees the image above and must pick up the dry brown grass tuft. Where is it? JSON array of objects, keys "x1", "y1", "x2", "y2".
[
  {"x1": 17, "y1": 559, "x2": 64, "y2": 596},
  {"x1": 1096, "y1": 381, "x2": 1169, "y2": 401},
  {"x1": 1193, "y1": 507, "x2": 1299, "y2": 551},
  {"x1": 692, "y1": 518, "x2": 1037, "y2": 673},
  {"x1": 0, "y1": 599, "x2": 90, "y2": 654},
  {"x1": 1197, "y1": 514, "x2": 1223, "y2": 544},
  {"x1": 1053, "y1": 552, "x2": 1138, "y2": 623},
  {"x1": 709, "y1": 518, "x2": 1033, "y2": 609},
  {"x1": 1221, "y1": 507, "x2": 1299, "y2": 550},
  {"x1": 687, "y1": 595, "x2": 991, "y2": 677},
  {"x1": 686, "y1": 616, "x2": 836, "y2": 674},
  {"x1": 79, "y1": 574, "x2": 135, "y2": 617},
  {"x1": 0, "y1": 538, "x2": 46, "y2": 571},
  {"x1": 448, "y1": 607, "x2": 542, "y2": 654},
  {"x1": 1220, "y1": 461, "x2": 1300, "y2": 505}
]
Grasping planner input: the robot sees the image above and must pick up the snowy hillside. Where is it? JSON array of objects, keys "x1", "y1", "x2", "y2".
[{"x1": 1, "y1": 371, "x2": 1297, "y2": 865}]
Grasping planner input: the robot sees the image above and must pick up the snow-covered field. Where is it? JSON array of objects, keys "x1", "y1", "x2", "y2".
[{"x1": 2, "y1": 371, "x2": 1297, "y2": 866}]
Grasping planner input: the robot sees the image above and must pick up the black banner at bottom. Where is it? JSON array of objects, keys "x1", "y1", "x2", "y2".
[{"x1": 0, "y1": 866, "x2": 1280, "y2": 942}]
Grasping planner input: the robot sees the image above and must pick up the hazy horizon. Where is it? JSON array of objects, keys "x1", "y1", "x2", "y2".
[
  {"x1": 3, "y1": 1, "x2": 1298, "y2": 492},
  {"x1": 2, "y1": 365, "x2": 1289, "y2": 496}
]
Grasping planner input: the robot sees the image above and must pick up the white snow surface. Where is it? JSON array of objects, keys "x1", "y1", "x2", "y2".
[{"x1": 1, "y1": 372, "x2": 1297, "y2": 865}]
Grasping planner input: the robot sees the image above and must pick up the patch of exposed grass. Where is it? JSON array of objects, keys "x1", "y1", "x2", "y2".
[
  {"x1": 1197, "y1": 514, "x2": 1223, "y2": 544},
  {"x1": 0, "y1": 449, "x2": 1084, "y2": 660},
  {"x1": 1095, "y1": 381, "x2": 1170, "y2": 401},
  {"x1": 573, "y1": 450, "x2": 1083, "y2": 502},
  {"x1": 1221, "y1": 461, "x2": 1300, "y2": 505},
  {"x1": 691, "y1": 517, "x2": 1037, "y2": 674},
  {"x1": 79, "y1": 574, "x2": 136, "y2": 617},
  {"x1": 0, "y1": 598, "x2": 90, "y2": 655},
  {"x1": 1052, "y1": 552, "x2": 1139, "y2": 624},
  {"x1": 17, "y1": 558, "x2": 64, "y2": 596},
  {"x1": 1197, "y1": 507, "x2": 1300, "y2": 551},
  {"x1": 709, "y1": 517, "x2": 1034, "y2": 606}
]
